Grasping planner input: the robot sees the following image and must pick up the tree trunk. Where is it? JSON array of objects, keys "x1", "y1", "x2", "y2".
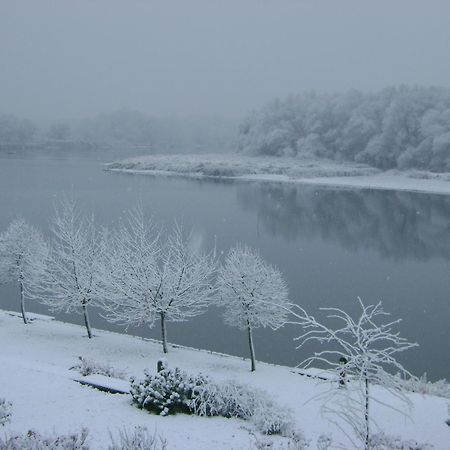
[
  {"x1": 160, "y1": 312, "x2": 168, "y2": 353},
  {"x1": 364, "y1": 374, "x2": 369, "y2": 450},
  {"x1": 82, "y1": 304, "x2": 92, "y2": 339},
  {"x1": 247, "y1": 323, "x2": 256, "y2": 372},
  {"x1": 19, "y1": 279, "x2": 27, "y2": 324}
]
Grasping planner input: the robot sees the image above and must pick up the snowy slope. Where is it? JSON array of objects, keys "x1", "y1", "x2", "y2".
[{"x1": 0, "y1": 311, "x2": 448, "y2": 449}]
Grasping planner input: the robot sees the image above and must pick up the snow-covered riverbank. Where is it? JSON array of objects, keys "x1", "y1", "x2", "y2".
[
  {"x1": 1, "y1": 310, "x2": 449, "y2": 449},
  {"x1": 105, "y1": 154, "x2": 450, "y2": 196}
]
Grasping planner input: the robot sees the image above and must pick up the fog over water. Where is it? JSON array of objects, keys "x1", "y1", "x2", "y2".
[
  {"x1": 1, "y1": 154, "x2": 449, "y2": 381},
  {"x1": 1, "y1": 0, "x2": 450, "y2": 121}
]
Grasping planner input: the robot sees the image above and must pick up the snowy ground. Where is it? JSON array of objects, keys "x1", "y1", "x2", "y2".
[
  {"x1": 1, "y1": 310, "x2": 449, "y2": 449},
  {"x1": 105, "y1": 154, "x2": 450, "y2": 196}
]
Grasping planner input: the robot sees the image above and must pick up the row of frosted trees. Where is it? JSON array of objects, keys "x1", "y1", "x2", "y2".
[
  {"x1": 0, "y1": 197, "x2": 290, "y2": 371},
  {"x1": 238, "y1": 85, "x2": 450, "y2": 171},
  {"x1": 0, "y1": 197, "x2": 421, "y2": 448}
]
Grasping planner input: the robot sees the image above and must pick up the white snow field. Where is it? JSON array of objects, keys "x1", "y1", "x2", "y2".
[
  {"x1": 0, "y1": 310, "x2": 449, "y2": 449},
  {"x1": 105, "y1": 154, "x2": 450, "y2": 196}
]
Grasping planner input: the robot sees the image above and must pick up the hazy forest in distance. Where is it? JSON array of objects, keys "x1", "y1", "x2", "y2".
[{"x1": 2, "y1": 85, "x2": 450, "y2": 173}]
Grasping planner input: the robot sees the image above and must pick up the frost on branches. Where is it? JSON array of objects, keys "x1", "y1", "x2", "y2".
[
  {"x1": 291, "y1": 298, "x2": 418, "y2": 449},
  {"x1": 215, "y1": 244, "x2": 289, "y2": 371},
  {"x1": 0, "y1": 218, "x2": 48, "y2": 324},
  {"x1": 36, "y1": 197, "x2": 103, "y2": 338},
  {"x1": 101, "y1": 207, "x2": 216, "y2": 353}
]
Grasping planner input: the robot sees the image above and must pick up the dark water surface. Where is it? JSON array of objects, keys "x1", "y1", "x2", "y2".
[{"x1": 1, "y1": 154, "x2": 449, "y2": 380}]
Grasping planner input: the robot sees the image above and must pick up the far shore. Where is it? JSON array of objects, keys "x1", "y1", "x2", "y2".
[{"x1": 105, "y1": 154, "x2": 450, "y2": 196}]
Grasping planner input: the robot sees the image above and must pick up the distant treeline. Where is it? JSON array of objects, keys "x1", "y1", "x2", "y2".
[
  {"x1": 238, "y1": 86, "x2": 450, "y2": 171},
  {"x1": 0, "y1": 109, "x2": 238, "y2": 154}
]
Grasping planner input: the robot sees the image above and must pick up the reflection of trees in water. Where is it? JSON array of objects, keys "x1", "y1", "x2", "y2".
[{"x1": 237, "y1": 183, "x2": 450, "y2": 261}]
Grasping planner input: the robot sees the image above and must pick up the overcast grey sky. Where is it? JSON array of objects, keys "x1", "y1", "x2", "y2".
[{"x1": 1, "y1": 0, "x2": 450, "y2": 121}]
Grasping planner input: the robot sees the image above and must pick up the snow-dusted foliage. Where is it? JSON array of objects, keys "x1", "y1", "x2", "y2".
[
  {"x1": 191, "y1": 379, "x2": 257, "y2": 417},
  {"x1": 238, "y1": 86, "x2": 450, "y2": 171},
  {"x1": 215, "y1": 244, "x2": 289, "y2": 371},
  {"x1": 130, "y1": 367, "x2": 208, "y2": 416},
  {"x1": 0, "y1": 114, "x2": 36, "y2": 145},
  {"x1": 251, "y1": 403, "x2": 295, "y2": 436},
  {"x1": 0, "y1": 218, "x2": 48, "y2": 324},
  {"x1": 0, "y1": 429, "x2": 89, "y2": 450},
  {"x1": 70, "y1": 356, "x2": 127, "y2": 379},
  {"x1": 192, "y1": 379, "x2": 295, "y2": 435},
  {"x1": 107, "y1": 153, "x2": 376, "y2": 180},
  {"x1": 368, "y1": 432, "x2": 432, "y2": 450},
  {"x1": 0, "y1": 398, "x2": 12, "y2": 427},
  {"x1": 108, "y1": 427, "x2": 167, "y2": 450},
  {"x1": 101, "y1": 207, "x2": 216, "y2": 353},
  {"x1": 291, "y1": 298, "x2": 418, "y2": 449},
  {"x1": 131, "y1": 366, "x2": 295, "y2": 435},
  {"x1": 35, "y1": 197, "x2": 103, "y2": 338},
  {"x1": 315, "y1": 434, "x2": 333, "y2": 450},
  {"x1": 251, "y1": 430, "x2": 311, "y2": 450},
  {"x1": 397, "y1": 373, "x2": 450, "y2": 399}
]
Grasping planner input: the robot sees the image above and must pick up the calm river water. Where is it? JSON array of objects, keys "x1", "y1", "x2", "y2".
[{"x1": 1, "y1": 153, "x2": 449, "y2": 380}]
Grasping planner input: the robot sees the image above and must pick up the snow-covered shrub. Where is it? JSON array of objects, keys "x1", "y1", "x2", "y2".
[
  {"x1": 316, "y1": 434, "x2": 333, "y2": 450},
  {"x1": 131, "y1": 367, "x2": 295, "y2": 435},
  {"x1": 0, "y1": 398, "x2": 12, "y2": 426},
  {"x1": 70, "y1": 356, "x2": 127, "y2": 379},
  {"x1": 108, "y1": 427, "x2": 167, "y2": 450},
  {"x1": 0, "y1": 429, "x2": 89, "y2": 450},
  {"x1": 252, "y1": 403, "x2": 295, "y2": 436},
  {"x1": 192, "y1": 379, "x2": 295, "y2": 435},
  {"x1": 251, "y1": 429, "x2": 310, "y2": 449},
  {"x1": 397, "y1": 373, "x2": 450, "y2": 399},
  {"x1": 191, "y1": 379, "x2": 256, "y2": 418},
  {"x1": 130, "y1": 367, "x2": 208, "y2": 416},
  {"x1": 369, "y1": 432, "x2": 433, "y2": 450}
]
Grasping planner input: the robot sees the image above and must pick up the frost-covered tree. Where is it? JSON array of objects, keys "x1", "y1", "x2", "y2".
[
  {"x1": 291, "y1": 298, "x2": 418, "y2": 449},
  {"x1": 0, "y1": 218, "x2": 48, "y2": 324},
  {"x1": 36, "y1": 197, "x2": 103, "y2": 338},
  {"x1": 0, "y1": 114, "x2": 36, "y2": 145},
  {"x1": 101, "y1": 208, "x2": 216, "y2": 353},
  {"x1": 238, "y1": 86, "x2": 450, "y2": 171},
  {"x1": 215, "y1": 245, "x2": 289, "y2": 371}
]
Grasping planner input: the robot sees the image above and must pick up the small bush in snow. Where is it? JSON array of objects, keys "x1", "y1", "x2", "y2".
[
  {"x1": 0, "y1": 429, "x2": 89, "y2": 450},
  {"x1": 251, "y1": 402, "x2": 295, "y2": 436},
  {"x1": 191, "y1": 379, "x2": 257, "y2": 418},
  {"x1": 251, "y1": 429, "x2": 310, "y2": 449},
  {"x1": 369, "y1": 432, "x2": 433, "y2": 450},
  {"x1": 132, "y1": 367, "x2": 295, "y2": 436},
  {"x1": 0, "y1": 398, "x2": 12, "y2": 426},
  {"x1": 130, "y1": 367, "x2": 208, "y2": 416},
  {"x1": 108, "y1": 427, "x2": 167, "y2": 450},
  {"x1": 70, "y1": 356, "x2": 127, "y2": 379},
  {"x1": 192, "y1": 379, "x2": 295, "y2": 435},
  {"x1": 316, "y1": 434, "x2": 333, "y2": 450},
  {"x1": 397, "y1": 373, "x2": 450, "y2": 399}
]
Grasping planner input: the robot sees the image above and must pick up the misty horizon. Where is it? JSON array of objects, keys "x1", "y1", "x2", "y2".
[{"x1": 1, "y1": 0, "x2": 450, "y2": 122}]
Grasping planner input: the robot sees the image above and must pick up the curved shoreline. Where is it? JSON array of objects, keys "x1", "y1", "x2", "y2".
[{"x1": 105, "y1": 154, "x2": 450, "y2": 196}]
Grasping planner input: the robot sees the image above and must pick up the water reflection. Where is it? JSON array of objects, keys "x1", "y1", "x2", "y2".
[
  {"x1": 237, "y1": 183, "x2": 450, "y2": 261},
  {"x1": 1, "y1": 155, "x2": 449, "y2": 380}
]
